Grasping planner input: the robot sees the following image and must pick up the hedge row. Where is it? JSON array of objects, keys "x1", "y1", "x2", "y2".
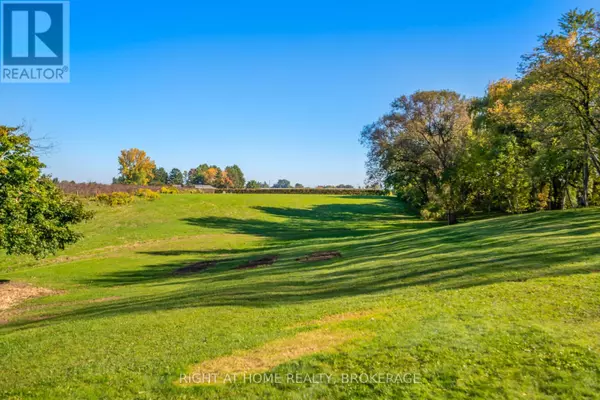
[
  {"x1": 216, "y1": 188, "x2": 385, "y2": 195},
  {"x1": 58, "y1": 182, "x2": 385, "y2": 197},
  {"x1": 58, "y1": 182, "x2": 164, "y2": 197}
]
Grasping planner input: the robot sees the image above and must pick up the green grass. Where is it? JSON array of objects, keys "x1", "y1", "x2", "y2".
[{"x1": 1, "y1": 194, "x2": 599, "y2": 399}]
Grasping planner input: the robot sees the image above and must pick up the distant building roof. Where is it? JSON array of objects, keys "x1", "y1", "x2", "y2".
[{"x1": 193, "y1": 185, "x2": 216, "y2": 189}]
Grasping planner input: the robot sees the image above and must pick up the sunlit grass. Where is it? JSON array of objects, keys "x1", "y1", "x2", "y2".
[{"x1": 1, "y1": 194, "x2": 599, "y2": 399}]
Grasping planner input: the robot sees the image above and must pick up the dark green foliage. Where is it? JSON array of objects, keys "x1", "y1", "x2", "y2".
[
  {"x1": 150, "y1": 167, "x2": 168, "y2": 185},
  {"x1": 362, "y1": 9, "x2": 600, "y2": 222},
  {"x1": 167, "y1": 168, "x2": 184, "y2": 185},
  {"x1": 246, "y1": 180, "x2": 261, "y2": 189},
  {"x1": 361, "y1": 90, "x2": 471, "y2": 224},
  {"x1": 272, "y1": 179, "x2": 292, "y2": 188},
  {"x1": 224, "y1": 165, "x2": 245, "y2": 188},
  {"x1": 0, "y1": 126, "x2": 93, "y2": 258}
]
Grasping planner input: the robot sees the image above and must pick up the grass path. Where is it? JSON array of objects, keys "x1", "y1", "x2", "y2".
[{"x1": 1, "y1": 194, "x2": 599, "y2": 399}]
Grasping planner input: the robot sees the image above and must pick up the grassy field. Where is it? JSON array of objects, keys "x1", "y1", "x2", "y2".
[{"x1": 1, "y1": 194, "x2": 599, "y2": 399}]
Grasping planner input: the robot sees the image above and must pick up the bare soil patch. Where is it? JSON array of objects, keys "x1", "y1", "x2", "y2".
[
  {"x1": 179, "y1": 328, "x2": 365, "y2": 385},
  {"x1": 296, "y1": 251, "x2": 342, "y2": 262},
  {"x1": 87, "y1": 296, "x2": 122, "y2": 303},
  {"x1": 1, "y1": 295, "x2": 121, "y2": 325},
  {"x1": 236, "y1": 255, "x2": 278, "y2": 270},
  {"x1": 0, "y1": 281, "x2": 58, "y2": 311},
  {"x1": 174, "y1": 258, "x2": 238, "y2": 275},
  {"x1": 173, "y1": 261, "x2": 217, "y2": 275}
]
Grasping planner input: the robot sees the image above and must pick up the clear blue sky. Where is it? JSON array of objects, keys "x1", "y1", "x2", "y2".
[{"x1": 1, "y1": 0, "x2": 596, "y2": 187}]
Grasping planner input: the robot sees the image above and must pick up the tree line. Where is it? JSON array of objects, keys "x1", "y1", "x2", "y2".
[
  {"x1": 112, "y1": 149, "x2": 358, "y2": 189},
  {"x1": 361, "y1": 9, "x2": 600, "y2": 224},
  {"x1": 112, "y1": 148, "x2": 247, "y2": 188}
]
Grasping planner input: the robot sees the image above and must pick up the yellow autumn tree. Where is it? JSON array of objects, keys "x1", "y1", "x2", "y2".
[{"x1": 117, "y1": 148, "x2": 156, "y2": 185}]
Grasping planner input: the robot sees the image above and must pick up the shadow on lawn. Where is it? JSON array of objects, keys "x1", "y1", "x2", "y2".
[
  {"x1": 4, "y1": 204, "x2": 600, "y2": 331},
  {"x1": 177, "y1": 200, "x2": 424, "y2": 241}
]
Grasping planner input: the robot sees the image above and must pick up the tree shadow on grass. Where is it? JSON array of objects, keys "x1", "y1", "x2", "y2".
[
  {"x1": 178, "y1": 200, "x2": 433, "y2": 242},
  {"x1": 4, "y1": 206, "x2": 600, "y2": 332},
  {"x1": 82, "y1": 204, "x2": 600, "y2": 290}
]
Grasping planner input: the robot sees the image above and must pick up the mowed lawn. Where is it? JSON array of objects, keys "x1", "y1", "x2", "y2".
[{"x1": 1, "y1": 194, "x2": 599, "y2": 399}]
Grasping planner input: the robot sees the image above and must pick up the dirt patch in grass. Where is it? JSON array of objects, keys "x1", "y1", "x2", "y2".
[
  {"x1": 174, "y1": 258, "x2": 238, "y2": 275},
  {"x1": 0, "y1": 281, "x2": 58, "y2": 311},
  {"x1": 296, "y1": 251, "x2": 342, "y2": 262},
  {"x1": 173, "y1": 261, "x2": 217, "y2": 275},
  {"x1": 236, "y1": 255, "x2": 278, "y2": 270},
  {"x1": 86, "y1": 296, "x2": 122, "y2": 303},
  {"x1": 1, "y1": 295, "x2": 121, "y2": 325},
  {"x1": 179, "y1": 328, "x2": 364, "y2": 385}
]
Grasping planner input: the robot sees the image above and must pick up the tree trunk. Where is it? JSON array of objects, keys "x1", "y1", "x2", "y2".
[
  {"x1": 566, "y1": 186, "x2": 574, "y2": 209},
  {"x1": 580, "y1": 160, "x2": 589, "y2": 207},
  {"x1": 550, "y1": 177, "x2": 563, "y2": 210},
  {"x1": 447, "y1": 210, "x2": 458, "y2": 225}
]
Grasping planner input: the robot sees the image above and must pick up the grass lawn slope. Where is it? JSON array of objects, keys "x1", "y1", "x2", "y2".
[{"x1": 1, "y1": 194, "x2": 599, "y2": 399}]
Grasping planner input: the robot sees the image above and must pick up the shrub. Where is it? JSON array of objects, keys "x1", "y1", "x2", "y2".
[
  {"x1": 135, "y1": 188, "x2": 160, "y2": 201},
  {"x1": 420, "y1": 202, "x2": 445, "y2": 221},
  {"x1": 536, "y1": 185, "x2": 550, "y2": 210},
  {"x1": 160, "y1": 186, "x2": 179, "y2": 194},
  {"x1": 96, "y1": 192, "x2": 134, "y2": 206}
]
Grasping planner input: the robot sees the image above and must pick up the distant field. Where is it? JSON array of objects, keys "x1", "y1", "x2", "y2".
[{"x1": 1, "y1": 194, "x2": 599, "y2": 399}]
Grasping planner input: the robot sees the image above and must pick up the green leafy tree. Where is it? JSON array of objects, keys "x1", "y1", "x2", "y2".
[
  {"x1": 150, "y1": 167, "x2": 168, "y2": 185},
  {"x1": 469, "y1": 80, "x2": 537, "y2": 213},
  {"x1": 520, "y1": 9, "x2": 600, "y2": 206},
  {"x1": 168, "y1": 168, "x2": 184, "y2": 185},
  {"x1": 272, "y1": 179, "x2": 291, "y2": 188},
  {"x1": 0, "y1": 126, "x2": 93, "y2": 258},
  {"x1": 361, "y1": 90, "x2": 471, "y2": 224},
  {"x1": 188, "y1": 164, "x2": 212, "y2": 185},
  {"x1": 224, "y1": 165, "x2": 245, "y2": 188},
  {"x1": 246, "y1": 180, "x2": 261, "y2": 189},
  {"x1": 294, "y1": 183, "x2": 304, "y2": 188}
]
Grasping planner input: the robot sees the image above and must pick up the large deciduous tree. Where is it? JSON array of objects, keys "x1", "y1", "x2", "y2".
[
  {"x1": 0, "y1": 126, "x2": 93, "y2": 258},
  {"x1": 117, "y1": 148, "x2": 156, "y2": 185},
  {"x1": 361, "y1": 90, "x2": 471, "y2": 224},
  {"x1": 520, "y1": 9, "x2": 600, "y2": 206}
]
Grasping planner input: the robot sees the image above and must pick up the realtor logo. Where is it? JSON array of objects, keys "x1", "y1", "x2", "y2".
[{"x1": 1, "y1": 0, "x2": 69, "y2": 83}]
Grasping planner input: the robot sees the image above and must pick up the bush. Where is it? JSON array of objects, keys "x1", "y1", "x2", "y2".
[
  {"x1": 96, "y1": 192, "x2": 134, "y2": 206},
  {"x1": 536, "y1": 185, "x2": 550, "y2": 210},
  {"x1": 135, "y1": 188, "x2": 160, "y2": 201},
  {"x1": 160, "y1": 186, "x2": 179, "y2": 194},
  {"x1": 420, "y1": 202, "x2": 445, "y2": 221}
]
